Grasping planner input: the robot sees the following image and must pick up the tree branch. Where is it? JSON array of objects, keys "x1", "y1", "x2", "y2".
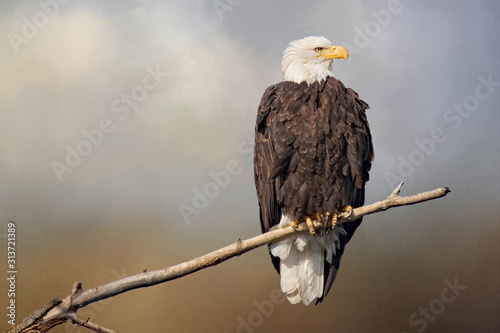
[{"x1": 6, "y1": 183, "x2": 449, "y2": 333}]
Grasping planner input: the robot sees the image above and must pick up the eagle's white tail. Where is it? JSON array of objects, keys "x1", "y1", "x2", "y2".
[{"x1": 270, "y1": 215, "x2": 345, "y2": 305}]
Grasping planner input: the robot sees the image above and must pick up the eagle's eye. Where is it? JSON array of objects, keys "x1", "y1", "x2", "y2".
[{"x1": 314, "y1": 47, "x2": 323, "y2": 53}]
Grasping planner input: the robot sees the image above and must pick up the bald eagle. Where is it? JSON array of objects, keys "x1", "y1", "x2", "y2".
[{"x1": 254, "y1": 36, "x2": 373, "y2": 305}]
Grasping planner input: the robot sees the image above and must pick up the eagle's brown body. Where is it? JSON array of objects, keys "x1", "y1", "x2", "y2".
[{"x1": 254, "y1": 76, "x2": 373, "y2": 304}]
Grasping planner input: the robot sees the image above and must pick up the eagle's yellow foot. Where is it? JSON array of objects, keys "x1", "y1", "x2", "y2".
[
  {"x1": 331, "y1": 213, "x2": 338, "y2": 226},
  {"x1": 341, "y1": 205, "x2": 352, "y2": 214},
  {"x1": 306, "y1": 217, "x2": 315, "y2": 234},
  {"x1": 331, "y1": 206, "x2": 352, "y2": 226},
  {"x1": 290, "y1": 220, "x2": 300, "y2": 231}
]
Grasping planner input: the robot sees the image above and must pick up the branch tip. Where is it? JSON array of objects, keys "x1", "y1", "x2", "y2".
[
  {"x1": 390, "y1": 182, "x2": 404, "y2": 197},
  {"x1": 71, "y1": 282, "x2": 83, "y2": 296}
]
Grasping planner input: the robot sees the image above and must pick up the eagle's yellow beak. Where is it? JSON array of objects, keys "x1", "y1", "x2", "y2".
[{"x1": 318, "y1": 45, "x2": 349, "y2": 60}]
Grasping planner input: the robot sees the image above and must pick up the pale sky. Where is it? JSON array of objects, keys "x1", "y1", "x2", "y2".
[{"x1": 1, "y1": 1, "x2": 499, "y2": 332}]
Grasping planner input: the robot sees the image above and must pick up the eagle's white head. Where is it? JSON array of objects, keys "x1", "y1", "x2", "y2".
[{"x1": 282, "y1": 36, "x2": 348, "y2": 85}]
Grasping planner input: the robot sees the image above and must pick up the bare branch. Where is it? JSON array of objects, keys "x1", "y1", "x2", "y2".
[
  {"x1": 5, "y1": 184, "x2": 449, "y2": 333},
  {"x1": 66, "y1": 314, "x2": 116, "y2": 333}
]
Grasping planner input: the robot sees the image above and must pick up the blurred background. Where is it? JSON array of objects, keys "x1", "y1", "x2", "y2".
[{"x1": 1, "y1": 0, "x2": 499, "y2": 332}]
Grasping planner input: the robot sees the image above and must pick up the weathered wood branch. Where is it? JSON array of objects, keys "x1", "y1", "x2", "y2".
[{"x1": 6, "y1": 183, "x2": 449, "y2": 333}]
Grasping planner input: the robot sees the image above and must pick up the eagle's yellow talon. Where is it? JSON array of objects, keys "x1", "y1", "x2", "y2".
[
  {"x1": 290, "y1": 221, "x2": 299, "y2": 231},
  {"x1": 342, "y1": 205, "x2": 352, "y2": 213},
  {"x1": 331, "y1": 213, "x2": 338, "y2": 226},
  {"x1": 306, "y1": 217, "x2": 315, "y2": 234}
]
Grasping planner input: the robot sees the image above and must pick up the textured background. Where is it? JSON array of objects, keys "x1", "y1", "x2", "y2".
[{"x1": 1, "y1": 0, "x2": 499, "y2": 332}]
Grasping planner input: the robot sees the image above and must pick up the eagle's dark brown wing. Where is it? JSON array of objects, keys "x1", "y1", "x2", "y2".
[{"x1": 254, "y1": 82, "x2": 299, "y2": 271}]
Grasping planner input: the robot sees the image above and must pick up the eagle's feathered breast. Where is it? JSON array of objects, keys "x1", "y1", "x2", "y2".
[
  {"x1": 255, "y1": 76, "x2": 372, "y2": 225},
  {"x1": 254, "y1": 76, "x2": 373, "y2": 304}
]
